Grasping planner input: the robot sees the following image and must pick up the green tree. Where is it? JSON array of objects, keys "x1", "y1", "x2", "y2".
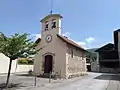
[
  {"x1": 0, "y1": 33, "x2": 38, "y2": 87},
  {"x1": 0, "y1": 32, "x2": 7, "y2": 41},
  {"x1": 86, "y1": 51, "x2": 97, "y2": 63}
]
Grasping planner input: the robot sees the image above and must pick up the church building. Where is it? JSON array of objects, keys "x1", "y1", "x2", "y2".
[{"x1": 34, "y1": 14, "x2": 87, "y2": 79}]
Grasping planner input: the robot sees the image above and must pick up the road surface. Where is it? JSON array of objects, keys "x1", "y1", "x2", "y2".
[{"x1": 0, "y1": 72, "x2": 120, "y2": 90}]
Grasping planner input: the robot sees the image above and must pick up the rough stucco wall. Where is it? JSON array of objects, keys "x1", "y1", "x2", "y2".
[
  {"x1": 16, "y1": 65, "x2": 33, "y2": 72},
  {"x1": 34, "y1": 50, "x2": 42, "y2": 74},
  {"x1": 53, "y1": 37, "x2": 66, "y2": 78},
  {"x1": 11, "y1": 59, "x2": 17, "y2": 73},
  {"x1": 34, "y1": 16, "x2": 66, "y2": 78},
  {"x1": 66, "y1": 45, "x2": 87, "y2": 78},
  {"x1": 34, "y1": 35, "x2": 66, "y2": 78},
  {"x1": 0, "y1": 53, "x2": 17, "y2": 74}
]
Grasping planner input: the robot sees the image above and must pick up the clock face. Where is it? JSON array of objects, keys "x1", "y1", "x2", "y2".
[{"x1": 46, "y1": 35, "x2": 52, "y2": 43}]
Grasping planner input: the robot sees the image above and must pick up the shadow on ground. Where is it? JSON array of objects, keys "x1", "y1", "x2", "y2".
[
  {"x1": 15, "y1": 73, "x2": 59, "y2": 80},
  {"x1": 0, "y1": 83, "x2": 26, "y2": 90},
  {"x1": 15, "y1": 74, "x2": 34, "y2": 77},
  {"x1": 15, "y1": 74, "x2": 49, "y2": 78},
  {"x1": 94, "y1": 74, "x2": 120, "y2": 81}
]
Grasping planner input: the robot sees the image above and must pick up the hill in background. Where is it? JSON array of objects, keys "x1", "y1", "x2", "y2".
[{"x1": 87, "y1": 48, "x2": 98, "y2": 53}]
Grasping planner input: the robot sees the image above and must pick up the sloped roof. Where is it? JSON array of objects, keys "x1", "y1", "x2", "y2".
[
  {"x1": 35, "y1": 35, "x2": 86, "y2": 52},
  {"x1": 114, "y1": 29, "x2": 120, "y2": 33},
  {"x1": 87, "y1": 48, "x2": 98, "y2": 53},
  {"x1": 35, "y1": 38, "x2": 41, "y2": 44},
  {"x1": 40, "y1": 14, "x2": 63, "y2": 22},
  {"x1": 95, "y1": 43, "x2": 114, "y2": 52},
  {"x1": 57, "y1": 35, "x2": 86, "y2": 51}
]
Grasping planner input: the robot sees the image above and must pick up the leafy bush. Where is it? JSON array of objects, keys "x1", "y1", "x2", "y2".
[
  {"x1": 18, "y1": 59, "x2": 33, "y2": 65},
  {"x1": 27, "y1": 60, "x2": 34, "y2": 65}
]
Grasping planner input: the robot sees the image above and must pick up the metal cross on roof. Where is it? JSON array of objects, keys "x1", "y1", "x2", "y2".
[{"x1": 50, "y1": 0, "x2": 53, "y2": 14}]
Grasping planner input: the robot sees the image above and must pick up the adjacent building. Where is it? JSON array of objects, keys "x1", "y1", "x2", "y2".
[
  {"x1": 0, "y1": 53, "x2": 17, "y2": 74},
  {"x1": 114, "y1": 29, "x2": 120, "y2": 66},
  {"x1": 89, "y1": 29, "x2": 120, "y2": 73},
  {"x1": 34, "y1": 14, "x2": 87, "y2": 79},
  {"x1": 95, "y1": 43, "x2": 119, "y2": 73}
]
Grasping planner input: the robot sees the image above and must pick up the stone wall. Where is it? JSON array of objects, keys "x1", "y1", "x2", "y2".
[
  {"x1": 15, "y1": 65, "x2": 33, "y2": 73},
  {"x1": 66, "y1": 44, "x2": 87, "y2": 78}
]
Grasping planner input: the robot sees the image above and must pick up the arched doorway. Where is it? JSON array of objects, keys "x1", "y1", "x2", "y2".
[{"x1": 44, "y1": 55, "x2": 53, "y2": 73}]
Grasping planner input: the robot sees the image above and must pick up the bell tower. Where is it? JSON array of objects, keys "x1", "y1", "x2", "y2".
[
  {"x1": 40, "y1": 14, "x2": 63, "y2": 35},
  {"x1": 40, "y1": 0, "x2": 63, "y2": 40},
  {"x1": 40, "y1": 14, "x2": 63, "y2": 44}
]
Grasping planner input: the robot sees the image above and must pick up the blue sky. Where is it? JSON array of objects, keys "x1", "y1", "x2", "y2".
[{"x1": 0, "y1": 0, "x2": 120, "y2": 49}]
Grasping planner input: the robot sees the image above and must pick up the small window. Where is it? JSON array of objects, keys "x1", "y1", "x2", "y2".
[
  {"x1": 75, "y1": 48, "x2": 78, "y2": 51},
  {"x1": 82, "y1": 53, "x2": 84, "y2": 60},
  {"x1": 45, "y1": 21, "x2": 49, "y2": 31},
  {"x1": 52, "y1": 19, "x2": 56, "y2": 29},
  {"x1": 71, "y1": 49, "x2": 73, "y2": 58}
]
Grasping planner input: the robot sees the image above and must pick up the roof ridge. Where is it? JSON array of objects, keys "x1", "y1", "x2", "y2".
[{"x1": 57, "y1": 34, "x2": 86, "y2": 51}]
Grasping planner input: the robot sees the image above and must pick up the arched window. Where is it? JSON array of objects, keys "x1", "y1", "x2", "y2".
[
  {"x1": 71, "y1": 49, "x2": 73, "y2": 58},
  {"x1": 45, "y1": 21, "x2": 49, "y2": 31},
  {"x1": 52, "y1": 19, "x2": 56, "y2": 29}
]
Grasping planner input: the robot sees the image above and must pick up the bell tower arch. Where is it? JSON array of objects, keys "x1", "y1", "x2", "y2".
[{"x1": 40, "y1": 14, "x2": 63, "y2": 35}]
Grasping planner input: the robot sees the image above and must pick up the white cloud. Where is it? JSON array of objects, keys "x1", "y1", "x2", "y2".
[
  {"x1": 62, "y1": 32, "x2": 96, "y2": 49},
  {"x1": 69, "y1": 37, "x2": 96, "y2": 49},
  {"x1": 68, "y1": 38, "x2": 87, "y2": 49},
  {"x1": 62, "y1": 32, "x2": 71, "y2": 37},
  {"x1": 99, "y1": 41, "x2": 113, "y2": 47},
  {"x1": 85, "y1": 37, "x2": 95, "y2": 43},
  {"x1": 31, "y1": 34, "x2": 41, "y2": 41},
  {"x1": 32, "y1": 32, "x2": 97, "y2": 49},
  {"x1": 75, "y1": 41, "x2": 87, "y2": 49},
  {"x1": 76, "y1": 41, "x2": 86, "y2": 46},
  {"x1": 35, "y1": 34, "x2": 41, "y2": 38}
]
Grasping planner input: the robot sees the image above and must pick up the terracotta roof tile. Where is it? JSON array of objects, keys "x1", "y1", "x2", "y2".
[
  {"x1": 35, "y1": 35, "x2": 86, "y2": 52},
  {"x1": 35, "y1": 38, "x2": 41, "y2": 44},
  {"x1": 57, "y1": 35, "x2": 86, "y2": 51}
]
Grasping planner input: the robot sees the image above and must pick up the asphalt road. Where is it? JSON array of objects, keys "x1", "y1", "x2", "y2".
[{"x1": 0, "y1": 72, "x2": 120, "y2": 90}]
